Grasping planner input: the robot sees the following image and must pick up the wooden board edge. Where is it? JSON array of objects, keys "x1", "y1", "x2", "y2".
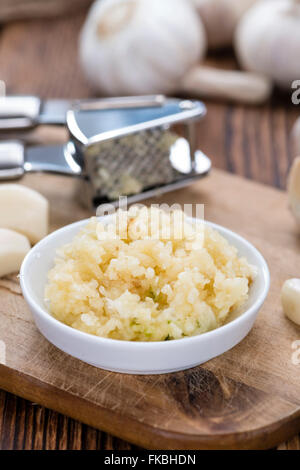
[{"x1": 1, "y1": 363, "x2": 300, "y2": 450}]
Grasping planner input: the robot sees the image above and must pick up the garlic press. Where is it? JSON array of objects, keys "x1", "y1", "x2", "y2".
[{"x1": 0, "y1": 95, "x2": 210, "y2": 208}]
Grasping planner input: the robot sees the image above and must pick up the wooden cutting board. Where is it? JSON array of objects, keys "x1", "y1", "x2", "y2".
[{"x1": 0, "y1": 169, "x2": 300, "y2": 450}]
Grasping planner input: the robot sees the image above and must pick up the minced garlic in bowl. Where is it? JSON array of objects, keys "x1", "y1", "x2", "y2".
[{"x1": 45, "y1": 207, "x2": 256, "y2": 341}]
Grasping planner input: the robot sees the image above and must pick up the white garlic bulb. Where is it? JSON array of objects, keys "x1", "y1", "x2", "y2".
[
  {"x1": 235, "y1": 0, "x2": 300, "y2": 89},
  {"x1": 79, "y1": 0, "x2": 206, "y2": 95},
  {"x1": 190, "y1": 0, "x2": 257, "y2": 49}
]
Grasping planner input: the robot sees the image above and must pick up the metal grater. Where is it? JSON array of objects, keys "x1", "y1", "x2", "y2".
[{"x1": 0, "y1": 95, "x2": 211, "y2": 208}]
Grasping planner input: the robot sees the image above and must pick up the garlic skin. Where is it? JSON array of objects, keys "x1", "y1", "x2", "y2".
[
  {"x1": 191, "y1": 0, "x2": 257, "y2": 49},
  {"x1": 287, "y1": 156, "x2": 300, "y2": 227},
  {"x1": 281, "y1": 278, "x2": 300, "y2": 326},
  {"x1": 235, "y1": 0, "x2": 300, "y2": 89},
  {"x1": 79, "y1": 0, "x2": 206, "y2": 95}
]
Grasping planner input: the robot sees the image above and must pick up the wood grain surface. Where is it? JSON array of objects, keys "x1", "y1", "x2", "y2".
[
  {"x1": 1, "y1": 170, "x2": 300, "y2": 450},
  {"x1": 0, "y1": 10, "x2": 299, "y2": 450},
  {"x1": 0, "y1": 0, "x2": 93, "y2": 23}
]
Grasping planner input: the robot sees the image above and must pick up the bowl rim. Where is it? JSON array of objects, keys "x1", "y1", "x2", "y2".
[{"x1": 20, "y1": 217, "x2": 270, "y2": 350}]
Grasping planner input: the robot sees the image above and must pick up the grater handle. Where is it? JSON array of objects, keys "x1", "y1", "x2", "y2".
[
  {"x1": 0, "y1": 95, "x2": 166, "y2": 131},
  {"x1": 0, "y1": 96, "x2": 41, "y2": 130},
  {"x1": 0, "y1": 140, "x2": 82, "y2": 181}
]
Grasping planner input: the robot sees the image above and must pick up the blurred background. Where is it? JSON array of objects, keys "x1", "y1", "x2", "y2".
[
  {"x1": 0, "y1": 0, "x2": 299, "y2": 190},
  {"x1": 0, "y1": 0, "x2": 300, "y2": 451}
]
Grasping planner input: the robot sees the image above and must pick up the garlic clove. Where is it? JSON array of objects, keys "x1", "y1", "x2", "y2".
[
  {"x1": 0, "y1": 228, "x2": 30, "y2": 278},
  {"x1": 287, "y1": 157, "x2": 300, "y2": 227},
  {"x1": 291, "y1": 117, "x2": 300, "y2": 158},
  {"x1": 79, "y1": 0, "x2": 207, "y2": 95},
  {"x1": 181, "y1": 66, "x2": 272, "y2": 104},
  {"x1": 281, "y1": 278, "x2": 300, "y2": 326},
  {"x1": 0, "y1": 184, "x2": 48, "y2": 244}
]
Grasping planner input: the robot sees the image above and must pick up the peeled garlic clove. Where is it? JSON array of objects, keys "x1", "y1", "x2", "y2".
[
  {"x1": 0, "y1": 184, "x2": 48, "y2": 244},
  {"x1": 281, "y1": 278, "x2": 300, "y2": 326},
  {"x1": 291, "y1": 117, "x2": 300, "y2": 158},
  {"x1": 190, "y1": 0, "x2": 257, "y2": 49},
  {"x1": 181, "y1": 66, "x2": 272, "y2": 104},
  {"x1": 287, "y1": 157, "x2": 300, "y2": 227},
  {"x1": 79, "y1": 0, "x2": 206, "y2": 95},
  {"x1": 0, "y1": 228, "x2": 30, "y2": 277}
]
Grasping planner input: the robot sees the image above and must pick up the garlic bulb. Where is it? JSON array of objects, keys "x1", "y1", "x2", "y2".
[
  {"x1": 79, "y1": 0, "x2": 206, "y2": 95},
  {"x1": 235, "y1": 0, "x2": 300, "y2": 89},
  {"x1": 287, "y1": 156, "x2": 300, "y2": 227},
  {"x1": 190, "y1": 0, "x2": 257, "y2": 49}
]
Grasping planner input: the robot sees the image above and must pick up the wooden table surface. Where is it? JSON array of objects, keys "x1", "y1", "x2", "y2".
[{"x1": 0, "y1": 11, "x2": 299, "y2": 450}]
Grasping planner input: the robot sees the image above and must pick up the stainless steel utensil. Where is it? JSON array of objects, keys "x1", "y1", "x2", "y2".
[{"x1": 0, "y1": 95, "x2": 211, "y2": 208}]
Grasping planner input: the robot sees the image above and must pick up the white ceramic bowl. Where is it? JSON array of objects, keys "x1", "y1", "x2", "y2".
[{"x1": 20, "y1": 218, "x2": 270, "y2": 375}]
